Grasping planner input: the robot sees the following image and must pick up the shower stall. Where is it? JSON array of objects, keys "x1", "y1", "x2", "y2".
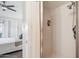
[{"x1": 39, "y1": 1, "x2": 79, "y2": 58}]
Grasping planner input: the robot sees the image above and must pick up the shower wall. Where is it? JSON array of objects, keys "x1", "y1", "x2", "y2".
[
  {"x1": 43, "y1": 2, "x2": 76, "y2": 58},
  {"x1": 50, "y1": 2, "x2": 76, "y2": 57},
  {"x1": 42, "y1": 7, "x2": 53, "y2": 58}
]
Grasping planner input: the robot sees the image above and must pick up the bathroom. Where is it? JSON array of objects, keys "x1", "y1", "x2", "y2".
[
  {"x1": 41, "y1": 1, "x2": 76, "y2": 58},
  {"x1": 0, "y1": 1, "x2": 78, "y2": 58},
  {"x1": 25, "y1": 1, "x2": 77, "y2": 58}
]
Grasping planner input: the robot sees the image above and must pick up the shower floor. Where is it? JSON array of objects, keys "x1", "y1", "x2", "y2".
[{"x1": 0, "y1": 50, "x2": 22, "y2": 58}]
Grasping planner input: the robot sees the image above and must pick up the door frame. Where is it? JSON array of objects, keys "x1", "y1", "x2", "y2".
[
  {"x1": 23, "y1": 1, "x2": 43, "y2": 58},
  {"x1": 76, "y1": 1, "x2": 79, "y2": 58}
]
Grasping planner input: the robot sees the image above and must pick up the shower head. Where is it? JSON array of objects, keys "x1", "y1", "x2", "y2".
[
  {"x1": 67, "y1": 5, "x2": 72, "y2": 9},
  {"x1": 67, "y1": 1, "x2": 76, "y2": 9}
]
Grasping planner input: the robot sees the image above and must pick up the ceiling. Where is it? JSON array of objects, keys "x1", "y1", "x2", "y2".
[
  {"x1": 0, "y1": 1, "x2": 24, "y2": 19},
  {"x1": 43, "y1": 1, "x2": 69, "y2": 9}
]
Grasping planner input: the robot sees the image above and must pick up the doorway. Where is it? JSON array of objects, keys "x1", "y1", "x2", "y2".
[
  {"x1": 41, "y1": 1, "x2": 76, "y2": 58},
  {"x1": 0, "y1": 1, "x2": 25, "y2": 58}
]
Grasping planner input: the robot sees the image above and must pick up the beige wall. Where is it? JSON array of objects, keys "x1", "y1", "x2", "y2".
[
  {"x1": 41, "y1": 7, "x2": 53, "y2": 58},
  {"x1": 43, "y1": 2, "x2": 76, "y2": 57},
  {"x1": 50, "y1": 2, "x2": 76, "y2": 57}
]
